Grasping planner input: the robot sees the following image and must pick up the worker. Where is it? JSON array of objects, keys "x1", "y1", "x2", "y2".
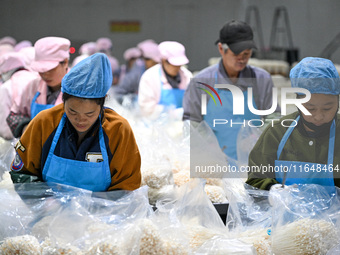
[
  {"x1": 0, "y1": 36, "x2": 16, "y2": 47},
  {"x1": 96, "y1": 37, "x2": 120, "y2": 85},
  {"x1": 0, "y1": 52, "x2": 39, "y2": 140},
  {"x1": 119, "y1": 46, "x2": 142, "y2": 82},
  {"x1": 113, "y1": 41, "x2": 161, "y2": 103},
  {"x1": 0, "y1": 41, "x2": 14, "y2": 85},
  {"x1": 71, "y1": 41, "x2": 97, "y2": 68},
  {"x1": 6, "y1": 36, "x2": 70, "y2": 138},
  {"x1": 16, "y1": 46, "x2": 35, "y2": 71},
  {"x1": 138, "y1": 41, "x2": 192, "y2": 118},
  {"x1": 14, "y1": 40, "x2": 32, "y2": 52},
  {"x1": 10, "y1": 53, "x2": 142, "y2": 192},
  {"x1": 138, "y1": 40, "x2": 161, "y2": 70},
  {"x1": 246, "y1": 57, "x2": 340, "y2": 190},
  {"x1": 182, "y1": 20, "x2": 278, "y2": 160}
]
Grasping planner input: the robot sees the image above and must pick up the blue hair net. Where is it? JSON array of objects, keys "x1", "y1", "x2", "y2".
[
  {"x1": 61, "y1": 53, "x2": 113, "y2": 98},
  {"x1": 290, "y1": 57, "x2": 340, "y2": 95}
]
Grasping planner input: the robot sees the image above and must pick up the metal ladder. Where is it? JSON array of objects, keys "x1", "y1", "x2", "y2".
[
  {"x1": 268, "y1": 6, "x2": 298, "y2": 65},
  {"x1": 319, "y1": 32, "x2": 340, "y2": 59},
  {"x1": 245, "y1": 5, "x2": 266, "y2": 58}
]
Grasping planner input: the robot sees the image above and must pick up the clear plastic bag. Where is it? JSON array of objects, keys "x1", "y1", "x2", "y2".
[
  {"x1": 141, "y1": 161, "x2": 173, "y2": 189},
  {"x1": 82, "y1": 223, "x2": 139, "y2": 255},
  {"x1": 189, "y1": 121, "x2": 230, "y2": 179},
  {"x1": 155, "y1": 179, "x2": 227, "y2": 252},
  {"x1": 225, "y1": 184, "x2": 271, "y2": 232},
  {"x1": 195, "y1": 236, "x2": 256, "y2": 255},
  {"x1": 0, "y1": 182, "x2": 90, "y2": 241},
  {"x1": 327, "y1": 242, "x2": 340, "y2": 255},
  {"x1": 224, "y1": 183, "x2": 272, "y2": 255},
  {"x1": 236, "y1": 125, "x2": 262, "y2": 170},
  {"x1": 47, "y1": 185, "x2": 152, "y2": 251},
  {"x1": 136, "y1": 217, "x2": 190, "y2": 255},
  {"x1": 270, "y1": 184, "x2": 340, "y2": 255},
  {"x1": 148, "y1": 185, "x2": 175, "y2": 205},
  {"x1": 0, "y1": 137, "x2": 16, "y2": 183},
  {"x1": 0, "y1": 183, "x2": 153, "y2": 254}
]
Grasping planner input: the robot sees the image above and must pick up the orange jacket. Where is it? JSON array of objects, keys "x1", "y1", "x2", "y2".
[{"x1": 11, "y1": 103, "x2": 141, "y2": 191}]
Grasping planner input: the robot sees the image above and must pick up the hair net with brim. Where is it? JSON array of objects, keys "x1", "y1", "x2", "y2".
[
  {"x1": 0, "y1": 36, "x2": 17, "y2": 46},
  {"x1": 96, "y1": 37, "x2": 112, "y2": 52},
  {"x1": 14, "y1": 40, "x2": 32, "y2": 52},
  {"x1": 61, "y1": 53, "x2": 112, "y2": 98},
  {"x1": 0, "y1": 52, "x2": 25, "y2": 74},
  {"x1": 123, "y1": 47, "x2": 141, "y2": 61},
  {"x1": 290, "y1": 57, "x2": 340, "y2": 95},
  {"x1": 79, "y1": 42, "x2": 97, "y2": 55},
  {"x1": 158, "y1": 41, "x2": 189, "y2": 66}
]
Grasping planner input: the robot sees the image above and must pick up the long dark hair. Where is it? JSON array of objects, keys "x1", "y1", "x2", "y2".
[{"x1": 62, "y1": 92, "x2": 106, "y2": 122}]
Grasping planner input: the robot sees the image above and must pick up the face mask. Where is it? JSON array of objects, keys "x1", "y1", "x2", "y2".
[
  {"x1": 299, "y1": 108, "x2": 338, "y2": 136},
  {"x1": 301, "y1": 116, "x2": 333, "y2": 132}
]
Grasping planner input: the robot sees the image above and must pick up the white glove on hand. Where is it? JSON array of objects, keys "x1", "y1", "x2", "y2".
[
  {"x1": 268, "y1": 184, "x2": 291, "y2": 206},
  {"x1": 270, "y1": 183, "x2": 286, "y2": 191}
]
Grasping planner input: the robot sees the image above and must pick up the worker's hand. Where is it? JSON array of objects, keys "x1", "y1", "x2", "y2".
[
  {"x1": 270, "y1": 183, "x2": 298, "y2": 191},
  {"x1": 268, "y1": 184, "x2": 296, "y2": 206},
  {"x1": 270, "y1": 183, "x2": 286, "y2": 191}
]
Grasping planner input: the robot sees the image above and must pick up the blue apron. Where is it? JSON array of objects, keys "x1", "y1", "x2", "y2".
[
  {"x1": 204, "y1": 72, "x2": 261, "y2": 160},
  {"x1": 42, "y1": 113, "x2": 112, "y2": 192},
  {"x1": 158, "y1": 67, "x2": 185, "y2": 108},
  {"x1": 275, "y1": 115, "x2": 335, "y2": 188},
  {"x1": 30, "y1": 91, "x2": 55, "y2": 119}
]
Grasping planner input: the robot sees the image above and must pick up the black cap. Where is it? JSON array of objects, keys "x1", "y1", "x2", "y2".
[{"x1": 215, "y1": 20, "x2": 257, "y2": 54}]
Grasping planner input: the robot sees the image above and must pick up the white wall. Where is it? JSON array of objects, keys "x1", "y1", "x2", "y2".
[{"x1": 1, "y1": 0, "x2": 340, "y2": 72}]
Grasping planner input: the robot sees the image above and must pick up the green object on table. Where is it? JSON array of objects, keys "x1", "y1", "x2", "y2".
[{"x1": 10, "y1": 171, "x2": 42, "y2": 183}]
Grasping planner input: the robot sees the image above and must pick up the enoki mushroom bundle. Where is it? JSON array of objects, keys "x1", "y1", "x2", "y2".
[
  {"x1": 84, "y1": 240, "x2": 123, "y2": 255},
  {"x1": 271, "y1": 218, "x2": 338, "y2": 255},
  {"x1": 138, "y1": 219, "x2": 189, "y2": 255},
  {"x1": 0, "y1": 235, "x2": 41, "y2": 255},
  {"x1": 141, "y1": 165, "x2": 173, "y2": 189},
  {"x1": 40, "y1": 238, "x2": 82, "y2": 255},
  {"x1": 186, "y1": 224, "x2": 222, "y2": 251},
  {"x1": 204, "y1": 185, "x2": 227, "y2": 203},
  {"x1": 237, "y1": 228, "x2": 272, "y2": 255}
]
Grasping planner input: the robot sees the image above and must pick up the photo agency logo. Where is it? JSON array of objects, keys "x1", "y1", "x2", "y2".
[{"x1": 197, "y1": 83, "x2": 312, "y2": 128}]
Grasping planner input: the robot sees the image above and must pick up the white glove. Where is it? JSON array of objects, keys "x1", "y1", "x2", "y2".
[
  {"x1": 270, "y1": 183, "x2": 286, "y2": 191},
  {"x1": 268, "y1": 184, "x2": 291, "y2": 206},
  {"x1": 270, "y1": 183, "x2": 298, "y2": 191}
]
